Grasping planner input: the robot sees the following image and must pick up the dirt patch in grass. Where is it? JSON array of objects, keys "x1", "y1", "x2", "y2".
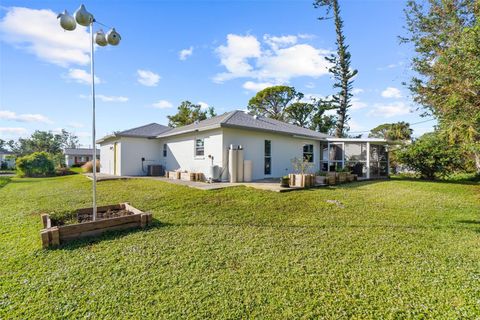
[{"x1": 77, "y1": 208, "x2": 133, "y2": 223}]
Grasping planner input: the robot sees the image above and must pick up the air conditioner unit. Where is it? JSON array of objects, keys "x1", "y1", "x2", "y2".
[{"x1": 147, "y1": 165, "x2": 164, "y2": 176}]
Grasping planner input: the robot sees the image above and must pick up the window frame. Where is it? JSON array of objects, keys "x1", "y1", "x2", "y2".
[
  {"x1": 194, "y1": 138, "x2": 205, "y2": 158},
  {"x1": 264, "y1": 140, "x2": 272, "y2": 175},
  {"x1": 303, "y1": 144, "x2": 314, "y2": 163}
]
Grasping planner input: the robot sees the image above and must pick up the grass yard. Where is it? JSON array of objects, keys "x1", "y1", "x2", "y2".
[{"x1": 0, "y1": 175, "x2": 479, "y2": 318}]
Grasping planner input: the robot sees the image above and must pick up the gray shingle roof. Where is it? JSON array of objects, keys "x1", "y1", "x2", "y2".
[
  {"x1": 157, "y1": 110, "x2": 332, "y2": 139},
  {"x1": 0, "y1": 148, "x2": 13, "y2": 155},
  {"x1": 98, "y1": 111, "x2": 333, "y2": 143},
  {"x1": 117, "y1": 123, "x2": 170, "y2": 137},
  {"x1": 64, "y1": 148, "x2": 100, "y2": 156},
  {"x1": 223, "y1": 111, "x2": 332, "y2": 139}
]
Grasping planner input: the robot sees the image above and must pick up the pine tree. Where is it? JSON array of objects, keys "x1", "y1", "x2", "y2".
[{"x1": 314, "y1": 0, "x2": 357, "y2": 137}]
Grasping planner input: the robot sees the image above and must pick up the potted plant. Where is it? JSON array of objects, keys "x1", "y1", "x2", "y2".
[
  {"x1": 290, "y1": 157, "x2": 315, "y2": 188},
  {"x1": 280, "y1": 175, "x2": 290, "y2": 187}
]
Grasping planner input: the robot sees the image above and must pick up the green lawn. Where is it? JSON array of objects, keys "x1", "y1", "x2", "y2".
[{"x1": 0, "y1": 175, "x2": 479, "y2": 318}]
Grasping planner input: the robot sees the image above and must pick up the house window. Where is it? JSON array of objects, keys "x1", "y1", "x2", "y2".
[
  {"x1": 264, "y1": 140, "x2": 271, "y2": 175},
  {"x1": 163, "y1": 144, "x2": 167, "y2": 157},
  {"x1": 303, "y1": 144, "x2": 314, "y2": 162},
  {"x1": 195, "y1": 138, "x2": 204, "y2": 157}
]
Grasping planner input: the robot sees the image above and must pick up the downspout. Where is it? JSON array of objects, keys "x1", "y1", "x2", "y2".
[{"x1": 366, "y1": 142, "x2": 370, "y2": 179}]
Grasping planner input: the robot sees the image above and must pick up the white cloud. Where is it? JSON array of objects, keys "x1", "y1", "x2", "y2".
[
  {"x1": 0, "y1": 7, "x2": 90, "y2": 67},
  {"x1": 369, "y1": 101, "x2": 411, "y2": 118},
  {"x1": 263, "y1": 34, "x2": 297, "y2": 50},
  {"x1": 377, "y1": 61, "x2": 404, "y2": 71},
  {"x1": 0, "y1": 127, "x2": 28, "y2": 135},
  {"x1": 65, "y1": 68, "x2": 101, "y2": 85},
  {"x1": 381, "y1": 87, "x2": 402, "y2": 98},
  {"x1": 214, "y1": 33, "x2": 331, "y2": 83},
  {"x1": 96, "y1": 94, "x2": 128, "y2": 102},
  {"x1": 214, "y1": 34, "x2": 262, "y2": 82},
  {"x1": 0, "y1": 110, "x2": 52, "y2": 124},
  {"x1": 79, "y1": 94, "x2": 127, "y2": 102},
  {"x1": 242, "y1": 81, "x2": 275, "y2": 92},
  {"x1": 352, "y1": 88, "x2": 364, "y2": 94},
  {"x1": 350, "y1": 98, "x2": 368, "y2": 110},
  {"x1": 348, "y1": 119, "x2": 364, "y2": 132},
  {"x1": 68, "y1": 122, "x2": 84, "y2": 128},
  {"x1": 179, "y1": 46, "x2": 193, "y2": 60},
  {"x1": 137, "y1": 69, "x2": 160, "y2": 87},
  {"x1": 197, "y1": 101, "x2": 209, "y2": 110},
  {"x1": 152, "y1": 100, "x2": 173, "y2": 109},
  {"x1": 305, "y1": 82, "x2": 315, "y2": 89}
]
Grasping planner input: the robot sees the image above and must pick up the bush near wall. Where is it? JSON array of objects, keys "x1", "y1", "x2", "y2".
[
  {"x1": 16, "y1": 152, "x2": 56, "y2": 177},
  {"x1": 81, "y1": 160, "x2": 100, "y2": 173}
]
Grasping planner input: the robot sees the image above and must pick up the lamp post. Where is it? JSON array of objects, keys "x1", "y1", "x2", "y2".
[{"x1": 58, "y1": 4, "x2": 121, "y2": 221}]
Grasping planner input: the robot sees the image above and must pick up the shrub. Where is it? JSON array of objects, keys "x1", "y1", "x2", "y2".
[
  {"x1": 81, "y1": 160, "x2": 100, "y2": 173},
  {"x1": 396, "y1": 132, "x2": 463, "y2": 180},
  {"x1": 16, "y1": 152, "x2": 55, "y2": 177},
  {"x1": 0, "y1": 161, "x2": 7, "y2": 170}
]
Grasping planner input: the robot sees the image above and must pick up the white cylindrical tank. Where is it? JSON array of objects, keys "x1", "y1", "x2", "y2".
[
  {"x1": 237, "y1": 147, "x2": 244, "y2": 182},
  {"x1": 209, "y1": 165, "x2": 220, "y2": 181},
  {"x1": 228, "y1": 147, "x2": 238, "y2": 183},
  {"x1": 243, "y1": 160, "x2": 253, "y2": 182}
]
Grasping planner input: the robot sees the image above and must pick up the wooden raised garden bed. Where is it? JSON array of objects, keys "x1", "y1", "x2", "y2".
[
  {"x1": 167, "y1": 171, "x2": 181, "y2": 179},
  {"x1": 40, "y1": 203, "x2": 152, "y2": 248}
]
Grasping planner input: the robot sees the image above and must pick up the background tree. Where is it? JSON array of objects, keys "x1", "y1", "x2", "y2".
[
  {"x1": 247, "y1": 86, "x2": 303, "y2": 121},
  {"x1": 369, "y1": 122, "x2": 413, "y2": 141},
  {"x1": 309, "y1": 98, "x2": 337, "y2": 134},
  {"x1": 402, "y1": 0, "x2": 480, "y2": 174},
  {"x1": 0, "y1": 139, "x2": 6, "y2": 150},
  {"x1": 167, "y1": 101, "x2": 216, "y2": 127},
  {"x1": 285, "y1": 102, "x2": 315, "y2": 127},
  {"x1": 314, "y1": 0, "x2": 358, "y2": 137},
  {"x1": 396, "y1": 132, "x2": 464, "y2": 179},
  {"x1": 8, "y1": 130, "x2": 79, "y2": 156}
]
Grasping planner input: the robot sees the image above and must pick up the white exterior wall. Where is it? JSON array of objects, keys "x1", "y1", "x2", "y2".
[
  {"x1": 119, "y1": 137, "x2": 163, "y2": 176},
  {"x1": 100, "y1": 139, "x2": 119, "y2": 175},
  {"x1": 0, "y1": 154, "x2": 15, "y2": 169},
  {"x1": 222, "y1": 127, "x2": 321, "y2": 180},
  {"x1": 159, "y1": 129, "x2": 223, "y2": 179}
]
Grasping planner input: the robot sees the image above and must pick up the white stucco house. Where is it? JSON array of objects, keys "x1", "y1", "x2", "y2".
[
  {"x1": 64, "y1": 148, "x2": 100, "y2": 167},
  {"x1": 0, "y1": 148, "x2": 15, "y2": 169},
  {"x1": 97, "y1": 110, "x2": 389, "y2": 181}
]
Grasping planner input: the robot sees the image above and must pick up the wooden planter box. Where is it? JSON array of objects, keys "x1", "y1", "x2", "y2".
[
  {"x1": 338, "y1": 172, "x2": 347, "y2": 183},
  {"x1": 178, "y1": 172, "x2": 205, "y2": 182},
  {"x1": 40, "y1": 203, "x2": 152, "y2": 248},
  {"x1": 288, "y1": 174, "x2": 314, "y2": 188},
  {"x1": 346, "y1": 173, "x2": 355, "y2": 182},
  {"x1": 180, "y1": 172, "x2": 196, "y2": 181},
  {"x1": 167, "y1": 171, "x2": 180, "y2": 179},
  {"x1": 315, "y1": 176, "x2": 326, "y2": 186},
  {"x1": 326, "y1": 172, "x2": 337, "y2": 185}
]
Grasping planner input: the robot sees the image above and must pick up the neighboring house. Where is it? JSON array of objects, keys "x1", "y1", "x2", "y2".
[
  {"x1": 64, "y1": 148, "x2": 100, "y2": 167},
  {"x1": 97, "y1": 110, "x2": 389, "y2": 180},
  {"x1": 0, "y1": 148, "x2": 15, "y2": 169}
]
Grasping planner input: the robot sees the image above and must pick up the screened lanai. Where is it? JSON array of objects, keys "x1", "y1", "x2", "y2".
[{"x1": 320, "y1": 138, "x2": 389, "y2": 179}]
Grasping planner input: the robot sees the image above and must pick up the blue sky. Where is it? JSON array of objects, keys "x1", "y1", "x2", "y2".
[{"x1": 0, "y1": 0, "x2": 435, "y2": 146}]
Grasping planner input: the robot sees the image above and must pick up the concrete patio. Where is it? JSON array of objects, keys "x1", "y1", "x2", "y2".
[{"x1": 85, "y1": 173, "x2": 314, "y2": 192}]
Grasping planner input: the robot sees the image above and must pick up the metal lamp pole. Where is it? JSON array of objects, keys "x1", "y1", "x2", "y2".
[
  {"x1": 58, "y1": 4, "x2": 121, "y2": 221},
  {"x1": 89, "y1": 22, "x2": 97, "y2": 221}
]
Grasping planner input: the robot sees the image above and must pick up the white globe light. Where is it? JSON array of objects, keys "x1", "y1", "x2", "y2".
[
  {"x1": 57, "y1": 10, "x2": 76, "y2": 31},
  {"x1": 95, "y1": 30, "x2": 108, "y2": 46},
  {"x1": 106, "y1": 28, "x2": 121, "y2": 46},
  {"x1": 74, "y1": 4, "x2": 94, "y2": 26}
]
